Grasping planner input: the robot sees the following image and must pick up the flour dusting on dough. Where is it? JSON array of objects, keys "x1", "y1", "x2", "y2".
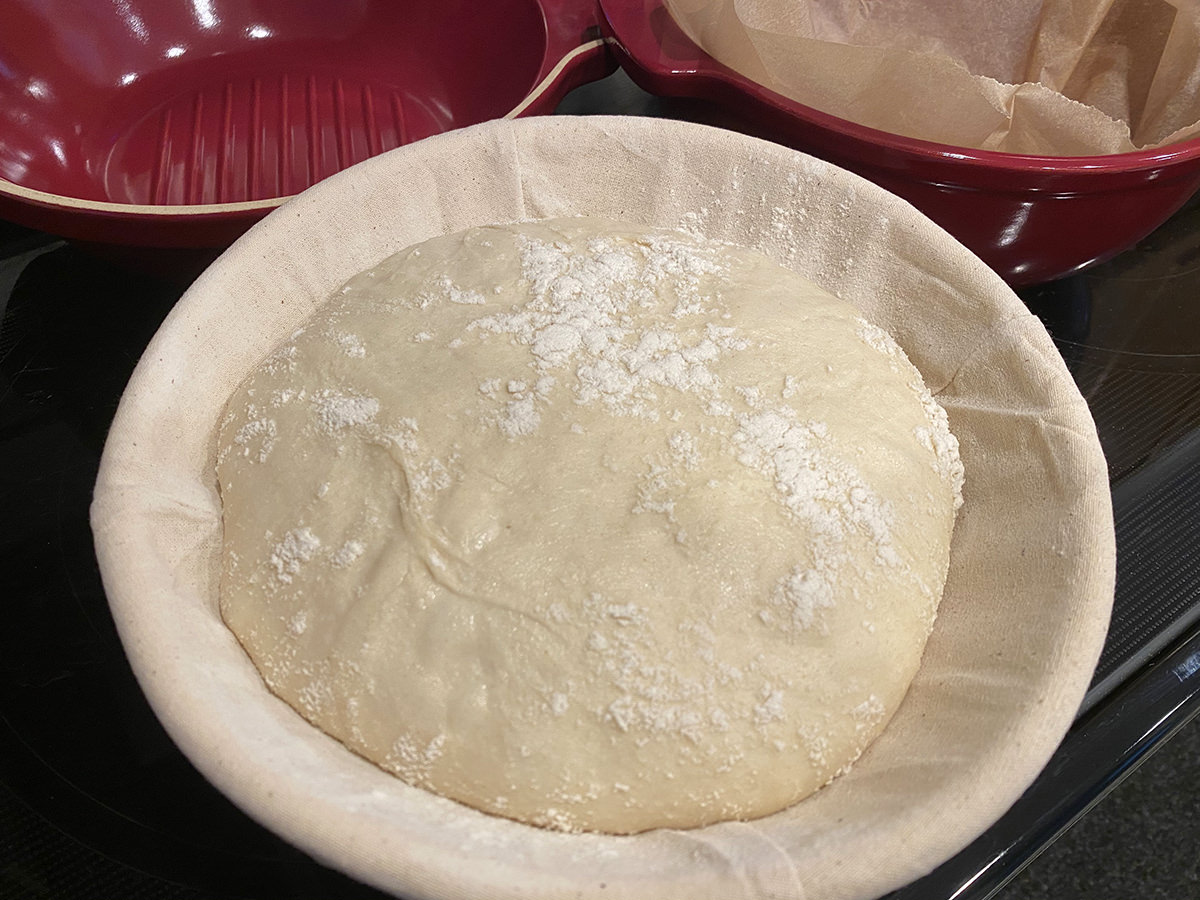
[{"x1": 215, "y1": 218, "x2": 962, "y2": 835}]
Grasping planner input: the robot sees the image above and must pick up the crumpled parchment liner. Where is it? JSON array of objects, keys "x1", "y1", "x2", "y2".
[
  {"x1": 91, "y1": 116, "x2": 1115, "y2": 900},
  {"x1": 665, "y1": 0, "x2": 1200, "y2": 155}
]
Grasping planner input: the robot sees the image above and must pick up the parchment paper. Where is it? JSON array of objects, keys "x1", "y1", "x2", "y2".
[
  {"x1": 666, "y1": 0, "x2": 1200, "y2": 155},
  {"x1": 90, "y1": 116, "x2": 1115, "y2": 900}
]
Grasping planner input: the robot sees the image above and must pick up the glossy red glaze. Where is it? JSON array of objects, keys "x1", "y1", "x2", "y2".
[
  {"x1": 0, "y1": 0, "x2": 612, "y2": 247},
  {"x1": 600, "y1": 0, "x2": 1200, "y2": 284}
]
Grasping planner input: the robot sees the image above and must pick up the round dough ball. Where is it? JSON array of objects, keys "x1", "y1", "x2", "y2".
[{"x1": 215, "y1": 218, "x2": 963, "y2": 834}]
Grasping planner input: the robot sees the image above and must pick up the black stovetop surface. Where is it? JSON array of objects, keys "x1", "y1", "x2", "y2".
[{"x1": 2, "y1": 85, "x2": 1199, "y2": 900}]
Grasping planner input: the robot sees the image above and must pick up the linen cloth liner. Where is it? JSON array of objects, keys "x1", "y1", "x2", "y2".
[
  {"x1": 665, "y1": 0, "x2": 1200, "y2": 155},
  {"x1": 91, "y1": 116, "x2": 1115, "y2": 900}
]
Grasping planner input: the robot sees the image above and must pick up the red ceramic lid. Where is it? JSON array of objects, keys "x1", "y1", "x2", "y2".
[{"x1": 0, "y1": 0, "x2": 611, "y2": 247}]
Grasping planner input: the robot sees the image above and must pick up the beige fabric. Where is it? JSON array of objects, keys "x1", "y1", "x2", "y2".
[{"x1": 91, "y1": 116, "x2": 1115, "y2": 900}]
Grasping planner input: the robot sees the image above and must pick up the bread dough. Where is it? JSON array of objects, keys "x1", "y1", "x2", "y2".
[{"x1": 215, "y1": 218, "x2": 963, "y2": 834}]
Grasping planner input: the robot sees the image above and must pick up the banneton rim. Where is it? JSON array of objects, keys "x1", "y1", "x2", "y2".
[{"x1": 213, "y1": 217, "x2": 963, "y2": 834}]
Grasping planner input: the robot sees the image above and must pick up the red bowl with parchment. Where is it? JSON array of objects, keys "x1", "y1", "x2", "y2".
[
  {"x1": 598, "y1": 0, "x2": 1200, "y2": 284},
  {"x1": 0, "y1": 0, "x2": 612, "y2": 248}
]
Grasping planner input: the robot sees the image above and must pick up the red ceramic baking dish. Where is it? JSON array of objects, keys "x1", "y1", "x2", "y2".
[
  {"x1": 0, "y1": 0, "x2": 612, "y2": 247},
  {"x1": 598, "y1": 0, "x2": 1200, "y2": 285},
  {"x1": 6, "y1": 0, "x2": 1200, "y2": 283}
]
